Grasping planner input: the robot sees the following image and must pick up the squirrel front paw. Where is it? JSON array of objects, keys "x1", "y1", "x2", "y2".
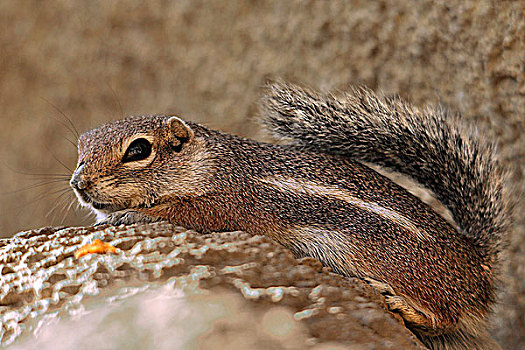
[{"x1": 96, "y1": 210, "x2": 163, "y2": 226}]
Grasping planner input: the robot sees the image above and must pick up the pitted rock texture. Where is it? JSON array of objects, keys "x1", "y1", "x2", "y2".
[{"x1": 0, "y1": 223, "x2": 424, "y2": 349}]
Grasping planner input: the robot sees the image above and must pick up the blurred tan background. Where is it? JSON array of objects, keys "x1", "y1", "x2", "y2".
[{"x1": 0, "y1": 0, "x2": 523, "y2": 348}]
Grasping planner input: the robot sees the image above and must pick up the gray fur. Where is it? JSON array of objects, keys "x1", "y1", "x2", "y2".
[{"x1": 260, "y1": 81, "x2": 508, "y2": 262}]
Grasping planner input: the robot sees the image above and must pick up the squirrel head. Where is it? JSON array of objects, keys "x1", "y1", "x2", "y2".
[{"x1": 70, "y1": 115, "x2": 212, "y2": 220}]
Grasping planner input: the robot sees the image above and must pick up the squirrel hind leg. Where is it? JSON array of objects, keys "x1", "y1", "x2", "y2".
[
  {"x1": 364, "y1": 277, "x2": 438, "y2": 330},
  {"x1": 96, "y1": 209, "x2": 164, "y2": 226},
  {"x1": 364, "y1": 277, "x2": 501, "y2": 350}
]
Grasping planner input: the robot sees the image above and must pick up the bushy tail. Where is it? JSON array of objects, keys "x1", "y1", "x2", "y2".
[{"x1": 260, "y1": 81, "x2": 508, "y2": 261}]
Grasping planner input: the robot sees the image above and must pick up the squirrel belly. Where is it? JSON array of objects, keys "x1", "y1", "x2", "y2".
[{"x1": 70, "y1": 82, "x2": 507, "y2": 350}]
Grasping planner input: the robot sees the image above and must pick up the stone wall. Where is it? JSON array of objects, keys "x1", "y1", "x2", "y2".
[{"x1": 0, "y1": 1, "x2": 523, "y2": 347}]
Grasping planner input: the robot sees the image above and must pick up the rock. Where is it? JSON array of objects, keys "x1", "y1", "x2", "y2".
[{"x1": 0, "y1": 223, "x2": 424, "y2": 349}]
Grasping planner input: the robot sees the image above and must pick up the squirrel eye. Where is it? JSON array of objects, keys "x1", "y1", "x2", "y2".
[{"x1": 122, "y1": 138, "x2": 152, "y2": 163}]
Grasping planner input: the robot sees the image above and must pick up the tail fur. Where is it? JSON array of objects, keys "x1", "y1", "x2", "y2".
[
  {"x1": 259, "y1": 81, "x2": 509, "y2": 350},
  {"x1": 260, "y1": 81, "x2": 508, "y2": 263}
]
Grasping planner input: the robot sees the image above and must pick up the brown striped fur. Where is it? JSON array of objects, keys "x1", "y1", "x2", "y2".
[{"x1": 70, "y1": 82, "x2": 508, "y2": 350}]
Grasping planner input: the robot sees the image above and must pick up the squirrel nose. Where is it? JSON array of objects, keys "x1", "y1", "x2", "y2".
[{"x1": 70, "y1": 162, "x2": 90, "y2": 190}]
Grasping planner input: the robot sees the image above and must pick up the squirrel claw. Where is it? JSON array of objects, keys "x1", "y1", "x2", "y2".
[{"x1": 97, "y1": 210, "x2": 163, "y2": 226}]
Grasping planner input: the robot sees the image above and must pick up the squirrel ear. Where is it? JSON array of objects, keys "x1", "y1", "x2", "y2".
[{"x1": 167, "y1": 116, "x2": 194, "y2": 150}]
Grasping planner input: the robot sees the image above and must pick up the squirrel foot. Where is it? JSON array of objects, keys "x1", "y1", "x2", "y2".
[
  {"x1": 96, "y1": 209, "x2": 163, "y2": 226},
  {"x1": 364, "y1": 277, "x2": 436, "y2": 331}
]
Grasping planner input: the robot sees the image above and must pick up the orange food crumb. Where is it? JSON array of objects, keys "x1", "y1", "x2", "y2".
[{"x1": 74, "y1": 239, "x2": 117, "y2": 259}]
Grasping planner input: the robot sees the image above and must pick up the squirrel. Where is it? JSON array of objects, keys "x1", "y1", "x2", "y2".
[{"x1": 70, "y1": 81, "x2": 508, "y2": 350}]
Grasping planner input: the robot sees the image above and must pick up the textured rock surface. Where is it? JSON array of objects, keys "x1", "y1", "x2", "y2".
[
  {"x1": 0, "y1": 1, "x2": 522, "y2": 347},
  {"x1": 0, "y1": 223, "x2": 424, "y2": 349}
]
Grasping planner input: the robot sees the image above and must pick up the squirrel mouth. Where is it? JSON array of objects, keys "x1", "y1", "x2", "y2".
[
  {"x1": 90, "y1": 198, "x2": 123, "y2": 213},
  {"x1": 73, "y1": 188, "x2": 122, "y2": 213}
]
